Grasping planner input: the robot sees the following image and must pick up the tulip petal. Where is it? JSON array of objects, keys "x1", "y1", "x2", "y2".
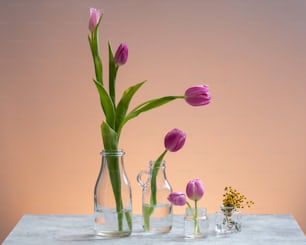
[
  {"x1": 186, "y1": 179, "x2": 205, "y2": 201},
  {"x1": 114, "y1": 43, "x2": 128, "y2": 66},
  {"x1": 89, "y1": 8, "x2": 103, "y2": 32},
  {"x1": 185, "y1": 85, "x2": 211, "y2": 106},
  {"x1": 168, "y1": 192, "x2": 187, "y2": 206},
  {"x1": 164, "y1": 128, "x2": 186, "y2": 152}
]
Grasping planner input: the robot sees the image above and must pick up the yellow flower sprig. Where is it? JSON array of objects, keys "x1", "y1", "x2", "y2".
[{"x1": 222, "y1": 186, "x2": 254, "y2": 209}]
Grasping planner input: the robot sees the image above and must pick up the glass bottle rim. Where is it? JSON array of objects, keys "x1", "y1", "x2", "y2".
[
  {"x1": 101, "y1": 149, "x2": 125, "y2": 156},
  {"x1": 221, "y1": 205, "x2": 236, "y2": 211},
  {"x1": 185, "y1": 207, "x2": 207, "y2": 216},
  {"x1": 149, "y1": 160, "x2": 166, "y2": 167}
]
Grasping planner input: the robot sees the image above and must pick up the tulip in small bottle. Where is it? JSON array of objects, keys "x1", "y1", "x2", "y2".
[
  {"x1": 139, "y1": 128, "x2": 186, "y2": 233},
  {"x1": 168, "y1": 178, "x2": 208, "y2": 238}
]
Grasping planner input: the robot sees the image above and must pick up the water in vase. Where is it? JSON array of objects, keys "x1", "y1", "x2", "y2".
[
  {"x1": 142, "y1": 203, "x2": 173, "y2": 233},
  {"x1": 94, "y1": 206, "x2": 132, "y2": 237}
]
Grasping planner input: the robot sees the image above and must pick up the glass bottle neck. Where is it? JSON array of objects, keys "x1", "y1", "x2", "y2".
[
  {"x1": 149, "y1": 160, "x2": 166, "y2": 170},
  {"x1": 149, "y1": 160, "x2": 168, "y2": 182},
  {"x1": 101, "y1": 149, "x2": 125, "y2": 157}
]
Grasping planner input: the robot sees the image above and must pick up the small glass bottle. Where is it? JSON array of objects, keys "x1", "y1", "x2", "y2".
[
  {"x1": 137, "y1": 160, "x2": 173, "y2": 233},
  {"x1": 215, "y1": 205, "x2": 241, "y2": 234},
  {"x1": 184, "y1": 207, "x2": 209, "y2": 238}
]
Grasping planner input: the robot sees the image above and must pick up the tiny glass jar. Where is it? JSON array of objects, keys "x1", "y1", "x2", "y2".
[
  {"x1": 184, "y1": 207, "x2": 209, "y2": 239},
  {"x1": 215, "y1": 205, "x2": 241, "y2": 234}
]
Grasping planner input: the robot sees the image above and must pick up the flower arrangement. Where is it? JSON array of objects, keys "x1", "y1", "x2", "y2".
[
  {"x1": 214, "y1": 186, "x2": 254, "y2": 234},
  {"x1": 143, "y1": 128, "x2": 186, "y2": 230},
  {"x1": 151, "y1": 128, "x2": 186, "y2": 204},
  {"x1": 88, "y1": 7, "x2": 211, "y2": 233},
  {"x1": 168, "y1": 179, "x2": 205, "y2": 236},
  {"x1": 222, "y1": 186, "x2": 254, "y2": 209}
]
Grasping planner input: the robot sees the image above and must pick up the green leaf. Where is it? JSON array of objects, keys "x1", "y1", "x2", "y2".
[
  {"x1": 94, "y1": 55, "x2": 103, "y2": 84},
  {"x1": 108, "y1": 42, "x2": 118, "y2": 104},
  {"x1": 93, "y1": 80, "x2": 116, "y2": 128},
  {"x1": 118, "y1": 96, "x2": 182, "y2": 132},
  {"x1": 115, "y1": 81, "x2": 146, "y2": 133},
  {"x1": 88, "y1": 35, "x2": 93, "y2": 49},
  {"x1": 101, "y1": 121, "x2": 118, "y2": 150},
  {"x1": 89, "y1": 28, "x2": 103, "y2": 85}
]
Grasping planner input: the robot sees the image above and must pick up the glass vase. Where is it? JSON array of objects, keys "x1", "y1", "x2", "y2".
[
  {"x1": 137, "y1": 160, "x2": 173, "y2": 234},
  {"x1": 94, "y1": 150, "x2": 132, "y2": 237},
  {"x1": 215, "y1": 205, "x2": 241, "y2": 234},
  {"x1": 184, "y1": 207, "x2": 209, "y2": 239}
]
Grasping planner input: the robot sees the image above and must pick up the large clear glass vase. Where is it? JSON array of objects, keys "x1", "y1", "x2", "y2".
[
  {"x1": 94, "y1": 150, "x2": 132, "y2": 237},
  {"x1": 137, "y1": 160, "x2": 173, "y2": 234}
]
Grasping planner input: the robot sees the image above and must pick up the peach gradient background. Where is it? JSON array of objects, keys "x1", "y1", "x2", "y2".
[{"x1": 1, "y1": 0, "x2": 306, "y2": 242}]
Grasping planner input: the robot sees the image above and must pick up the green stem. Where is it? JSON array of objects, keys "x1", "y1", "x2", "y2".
[
  {"x1": 106, "y1": 154, "x2": 123, "y2": 230},
  {"x1": 109, "y1": 66, "x2": 118, "y2": 104},
  {"x1": 194, "y1": 200, "x2": 200, "y2": 235},
  {"x1": 116, "y1": 95, "x2": 185, "y2": 137},
  {"x1": 105, "y1": 153, "x2": 132, "y2": 232},
  {"x1": 187, "y1": 201, "x2": 200, "y2": 236},
  {"x1": 142, "y1": 205, "x2": 153, "y2": 231},
  {"x1": 108, "y1": 42, "x2": 118, "y2": 104},
  {"x1": 186, "y1": 201, "x2": 193, "y2": 213},
  {"x1": 131, "y1": 96, "x2": 184, "y2": 113},
  {"x1": 89, "y1": 32, "x2": 103, "y2": 85},
  {"x1": 150, "y1": 149, "x2": 168, "y2": 205},
  {"x1": 101, "y1": 123, "x2": 131, "y2": 232},
  {"x1": 142, "y1": 149, "x2": 168, "y2": 230}
]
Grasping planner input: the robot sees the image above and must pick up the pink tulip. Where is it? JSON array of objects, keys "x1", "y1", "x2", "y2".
[
  {"x1": 89, "y1": 8, "x2": 103, "y2": 32},
  {"x1": 168, "y1": 192, "x2": 187, "y2": 206},
  {"x1": 186, "y1": 179, "x2": 204, "y2": 201},
  {"x1": 164, "y1": 128, "x2": 186, "y2": 152},
  {"x1": 184, "y1": 85, "x2": 211, "y2": 106},
  {"x1": 114, "y1": 43, "x2": 128, "y2": 66}
]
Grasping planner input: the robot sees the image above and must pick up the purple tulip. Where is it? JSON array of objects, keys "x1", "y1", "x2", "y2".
[
  {"x1": 114, "y1": 43, "x2": 128, "y2": 66},
  {"x1": 168, "y1": 192, "x2": 187, "y2": 206},
  {"x1": 186, "y1": 179, "x2": 204, "y2": 201},
  {"x1": 184, "y1": 85, "x2": 211, "y2": 106},
  {"x1": 164, "y1": 128, "x2": 186, "y2": 152},
  {"x1": 88, "y1": 8, "x2": 103, "y2": 32}
]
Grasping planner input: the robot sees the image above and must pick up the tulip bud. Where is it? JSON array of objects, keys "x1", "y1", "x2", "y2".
[
  {"x1": 164, "y1": 128, "x2": 186, "y2": 152},
  {"x1": 114, "y1": 43, "x2": 128, "y2": 66},
  {"x1": 88, "y1": 8, "x2": 103, "y2": 32},
  {"x1": 184, "y1": 85, "x2": 211, "y2": 106},
  {"x1": 186, "y1": 179, "x2": 204, "y2": 201},
  {"x1": 168, "y1": 192, "x2": 187, "y2": 206}
]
